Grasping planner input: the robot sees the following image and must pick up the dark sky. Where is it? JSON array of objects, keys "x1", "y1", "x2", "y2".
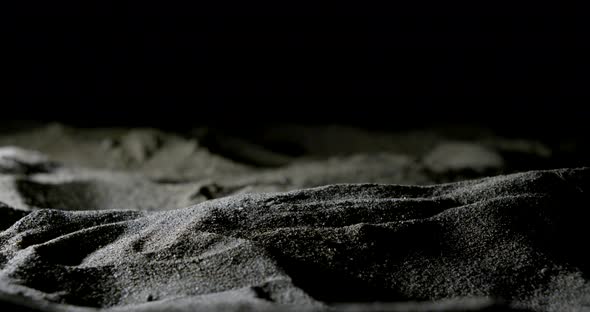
[{"x1": 1, "y1": 3, "x2": 588, "y2": 132}]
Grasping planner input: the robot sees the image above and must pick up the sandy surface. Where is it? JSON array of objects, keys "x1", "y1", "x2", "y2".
[{"x1": 0, "y1": 124, "x2": 587, "y2": 311}]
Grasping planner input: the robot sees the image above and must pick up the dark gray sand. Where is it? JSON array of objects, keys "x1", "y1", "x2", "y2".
[
  {"x1": 0, "y1": 125, "x2": 588, "y2": 311},
  {"x1": 1, "y1": 168, "x2": 589, "y2": 311}
]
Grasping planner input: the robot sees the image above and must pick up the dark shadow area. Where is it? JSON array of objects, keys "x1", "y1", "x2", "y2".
[{"x1": 1, "y1": 5, "x2": 588, "y2": 139}]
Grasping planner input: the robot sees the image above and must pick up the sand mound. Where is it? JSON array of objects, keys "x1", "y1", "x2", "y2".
[{"x1": 0, "y1": 168, "x2": 588, "y2": 311}]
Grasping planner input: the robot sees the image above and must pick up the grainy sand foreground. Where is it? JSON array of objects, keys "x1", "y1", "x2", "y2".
[{"x1": 0, "y1": 125, "x2": 588, "y2": 311}]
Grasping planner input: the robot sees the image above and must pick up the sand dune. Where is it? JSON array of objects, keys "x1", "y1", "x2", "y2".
[{"x1": 1, "y1": 168, "x2": 588, "y2": 311}]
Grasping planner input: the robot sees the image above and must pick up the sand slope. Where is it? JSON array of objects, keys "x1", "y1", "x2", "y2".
[{"x1": 1, "y1": 168, "x2": 588, "y2": 311}]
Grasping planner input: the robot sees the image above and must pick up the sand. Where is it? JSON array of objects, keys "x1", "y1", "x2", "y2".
[{"x1": 0, "y1": 124, "x2": 588, "y2": 311}]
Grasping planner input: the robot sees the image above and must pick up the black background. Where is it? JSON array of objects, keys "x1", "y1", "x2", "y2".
[{"x1": 1, "y1": 3, "x2": 589, "y2": 135}]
